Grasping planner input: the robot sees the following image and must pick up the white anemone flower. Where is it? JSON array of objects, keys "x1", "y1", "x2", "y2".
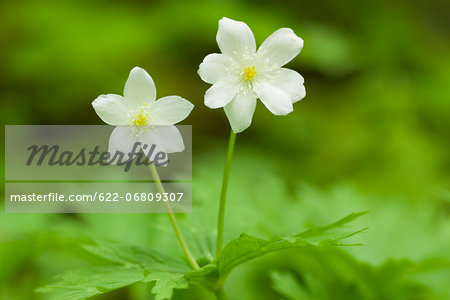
[
  {"x1": 198, "y1": 17, "x2": 306, "y2": 133},
  {"x1": 92, "y1": 67, "x2": 194, "y2": 164}
]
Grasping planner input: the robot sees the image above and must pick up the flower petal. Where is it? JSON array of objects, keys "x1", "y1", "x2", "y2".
[
  {"x1": 224, "y1": 93, "x2": 257, "y2": 133},
  {"x1": 204, "y1": 79, "x2": 240, "y2": 109},
  {"x1": 141, "y1": 142, "x2": 168, "y2": 166},
  {"x1": 258, "y1": 28, "x2": 303, "y2": 68},
  {"x1": 150, "y1": 96, "x2": 194, "y2": 125},
  {"x1": 254, "y1": 82, "x2": 293, "y2": 115},
  {"x1": 217, "y1": 17, "x2": 256, "y2": 60},
  {"x1": 273, "y1": 68, "x2": 306, "y2": 103},
  {"x1": 92, "y1": 94, "x2": 131, "y2": 125},
  {"x1": 124, "y1": 67, "x2": 157, "y2": 105},
  {"x1": 143, "y1": 125, "x2": 185, "y2": 153},
  {"x1": 138, "y1": 127, "x2": 180, "y2": 167},
  {"x1": 108, "y1": 126, "x2": 139, "y2": 164},
  {"x1": 198, "y1": 53, "x2": 234, "y2": 84}
]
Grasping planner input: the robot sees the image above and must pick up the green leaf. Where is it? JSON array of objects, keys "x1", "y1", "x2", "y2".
[
  {"x1": 83, "y1": 242, "x2": 190, "y2": 273},
  {"x1": 217, "y1": 213, "x2": 367, "y2": 277},
  {"x1": 143, "y1": 272, "x2": 189, "y2": 300},
  {"x1": 37, "y1": 213, "x2": 367, "y2": 298},
  {"x1": 296, "y1": 212, "x2": 368, "y2": 240},
  {"x1": 36, "y1": 265, "x2": 144, "y2": 300},
  {"x1": 184, "y1": 264, "x2": 220, "y2": 291},
  {"x1": 37, "y1": 242, "x2": 191, "y2": 300}
]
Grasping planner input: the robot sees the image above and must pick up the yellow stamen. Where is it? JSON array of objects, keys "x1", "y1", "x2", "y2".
[
  {"x1": 244, "y1": 66, "x2": 257, "y2": 81},
  {"x1": 133, "y1": 114, "x2": 147, "y2": 126}
]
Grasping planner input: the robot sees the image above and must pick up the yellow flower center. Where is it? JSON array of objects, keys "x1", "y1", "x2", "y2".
[
  {"x1": 243, "y1": 66, "x2": 257, "y2": 81},
  {"x1": 132, "y1": 114, "x2": 147, "y2": 126},
  {"x1": 129, "y1": 102, "x2": 151, "y2": 127}
]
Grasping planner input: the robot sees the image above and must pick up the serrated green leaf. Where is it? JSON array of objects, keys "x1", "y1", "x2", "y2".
[
  {"x1": 143, "y1": 272, "x2": 188, "y2": 300},
  {"x1": 36, "y1": 265, "x2": 144, "y2": 300},
  {"x1": 217, "y1": 234, "x2": 310, "y2": 276},
  {"x1": 83, "y1": 242, "x2": 190, "y2": 273},
  {"x1": 37, "y1": 242, "x2": 192, "y2": 300},
  {"x1": 217, "y1": 213, "x2": 367, "y2": 277},
  {"x1": 296, "y1": 212, "x2": 368, "y2": 239}
]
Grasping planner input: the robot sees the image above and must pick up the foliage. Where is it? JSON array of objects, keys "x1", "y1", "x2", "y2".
[{"x1": 36, "y1": 213, "x2": 366, "y2": 299}]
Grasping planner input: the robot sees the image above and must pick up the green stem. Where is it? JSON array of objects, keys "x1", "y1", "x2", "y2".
[
  {"x1": 216, "y1": 130, "x2": 236, "y2": 258},
  {"x1": 214, "y1": 289, "x2": 228, "y2": 300},
  {"x1": 149, "y1": 163, "x2": 199, "y2": 270}
]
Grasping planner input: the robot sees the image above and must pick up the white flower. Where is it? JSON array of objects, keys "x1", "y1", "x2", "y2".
[
  {"x1": 92, "y1": 67, "x2": 194, "y2": 163},
  {"x1": 198, "y1": 17, "x2": 306, "y2": 133}
]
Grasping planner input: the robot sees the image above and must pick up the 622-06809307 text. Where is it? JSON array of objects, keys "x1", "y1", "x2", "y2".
[{"x1": 9, "y1": 192, "x2": 184, "y2": 203}]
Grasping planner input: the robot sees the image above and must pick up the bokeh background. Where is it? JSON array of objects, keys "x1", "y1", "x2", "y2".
[{"x1": 1, "y1": 0, "x2": 449, "y2": 299}]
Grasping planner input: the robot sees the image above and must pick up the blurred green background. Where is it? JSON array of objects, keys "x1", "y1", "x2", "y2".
[{"x1": 1, "y1": 0, "x2": 449, "y2": 299}]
